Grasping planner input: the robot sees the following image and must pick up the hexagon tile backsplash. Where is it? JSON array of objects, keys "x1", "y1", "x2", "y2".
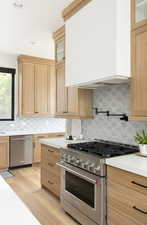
[
  {"x1": 0, "y1": 117, "x2": 65, "y2": 133},
  {"x1": 82, "y1": 83, "x2": 147, "y2": 145}
]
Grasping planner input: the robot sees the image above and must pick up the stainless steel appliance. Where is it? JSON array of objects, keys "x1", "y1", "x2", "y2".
[
  {"x1": 58, "y1": 140, "x2": 139, "y2": 225},
  {"x1": 9, "y1": 135, "x2": 33, "y2": 168}
]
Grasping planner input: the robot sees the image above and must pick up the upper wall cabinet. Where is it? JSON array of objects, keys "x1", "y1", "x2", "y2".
[
  {"x1": 18, "y1": 55, "x2": 55, "y2": 117},
  {"x1": 64, "y1": 0, "x2": 131, "y2": 88},
  {"x1": 53, "y1": 26, "x2": 65, "y2": 64},
  {"x1": 132, "y1": 0, "x2": 147, "y2": 30},
  {"x1": 53, "y1": 27, "x2": 93, "y2": 119}
]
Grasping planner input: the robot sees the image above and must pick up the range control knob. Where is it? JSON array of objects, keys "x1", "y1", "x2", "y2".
[
  {"x1": 67, "y1": 155, "x2": 72, "y2": 162},
  {"x1": 94, "y1": 166, "x2": 101, "y2": 174},
  {"x1": 88, "y1": 163, "x2": 95, "y2": 171},
  {"x1": 82, "y1": 161, "x2": 89, "y2": 169},
  {"x1": 70, "y1": 156, "x2": 75, "y2": 163},
  {"x1": 62, "y1": 153, "x2": 67, "y2": 160},
  {"x1": 76, "y1": 159, "x2": 81, "y2": 165}
]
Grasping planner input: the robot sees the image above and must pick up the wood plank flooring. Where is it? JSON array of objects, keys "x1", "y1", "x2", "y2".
[{"x1": 6, "y1": 165, "x2": 79, "y2": 225}]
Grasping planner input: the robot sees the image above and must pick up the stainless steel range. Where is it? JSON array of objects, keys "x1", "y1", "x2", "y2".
[{"x1": 57, "y1": 140, "x2": 138, "y2": 225}]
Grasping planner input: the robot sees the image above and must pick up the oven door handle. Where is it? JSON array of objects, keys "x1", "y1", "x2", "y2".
[{"x1": 57, "y1": 162, "x2": 97, "y2": 184}]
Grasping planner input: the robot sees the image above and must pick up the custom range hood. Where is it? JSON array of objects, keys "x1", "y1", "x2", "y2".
[
  {"x1": 65, "y1": 0, "x2": 131, "y2": 89},
  {"x1": 68, "y1": 75, "x2": 130, "y2": 89}
]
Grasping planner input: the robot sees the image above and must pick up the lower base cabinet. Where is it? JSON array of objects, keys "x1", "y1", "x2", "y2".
[
  {"x1": 0, "y1": 137, "x2": 9, "y2": 171},
  {"x1": 41, "y1": 144, "x2": 60, "y2": 198},
  {"x1": 33, "y1": 133, "x2": 64, "y2": 163},
  {"x1": 107, "y1": 166, "x2": 147, "y2": 225}
]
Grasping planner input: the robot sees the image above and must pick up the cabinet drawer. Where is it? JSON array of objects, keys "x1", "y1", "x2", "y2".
[
  {"x1": 41, "y1": 159, "x2": 60, "y2": 177},
  {"x1": 108, "y1": 180, "x2": 147, "y2": 225},
  {"x1": 41, "y1": 145, "x2": 60, "y2": 162},
  {"x1": 107, "y1": 166, "x2": 147, "y2": 195},
  {"x1": 41, "y1": 168, "x2": 60, "y2": 197},
  {"x1": 107, "y1": 205, "x2": 138, "y2": 225}
]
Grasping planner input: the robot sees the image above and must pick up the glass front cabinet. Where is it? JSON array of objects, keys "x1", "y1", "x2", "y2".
[{"x1": 132, "y1": 0, "x2": 147, "y2": 29}]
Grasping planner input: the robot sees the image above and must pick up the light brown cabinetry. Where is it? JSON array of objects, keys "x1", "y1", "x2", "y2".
[
  {"x1": 56, "y1": 62, "x2": 68, "y2": 115},
  {"x1": 107, "y1": 166, "x2": 147, "y2": 225},
  {"x1": 62, "y1": 0, "x2": 92, "y2": 21},
  {"x1": 33, "y1": 133, "x2": 64, "y2": 163},
  {"x1": 131, "y1": 25, "x2": 147, "y2": 120},
  {"x1": 130, "y1": 1, "x2": 147, "y2": 121},
  {"x1": 41, "y1": 144, "x2": 60, "y2": 197},
  {"x1": 53, "y1": 27, "x2": 93, "y2": 119},
  {"x1": 131, "y1": 0, "x2": 147, "y2": 30},
  {"x1": 18, "y1": 55, "x2": 55, "y2": 117},
  {"x1": 0, "y1": 137, "x2": 9, "y2": 170}
]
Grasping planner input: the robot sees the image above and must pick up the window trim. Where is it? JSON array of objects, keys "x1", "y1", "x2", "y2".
[{"x1": 0, "y1": 67, "x2": 15, "y2": 121}]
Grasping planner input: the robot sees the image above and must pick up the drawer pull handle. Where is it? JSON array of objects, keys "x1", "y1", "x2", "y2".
[
  {"x1": 48, "y1": 180, "x2": 54, "y2": 185},
  {"x1": 48, "y1": 163, "x2": 54, "y2": 167},
  {"x1": 131, "y1": 181, "x2": 147, "y2": 189},
  {"x1": 48, "y1": 150, "x2": 54, "y2": 153},
  {"x1": 133, "y1": 206, "x2": 147, "y2": 215}
]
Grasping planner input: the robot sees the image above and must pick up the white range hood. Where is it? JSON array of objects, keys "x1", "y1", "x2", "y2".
[
  {"x1": 67, "y1": 75, "x2": 130, "y2": 89},
  {"x1": 65, "y1": 0, "x2": 131, "y2": 89}
]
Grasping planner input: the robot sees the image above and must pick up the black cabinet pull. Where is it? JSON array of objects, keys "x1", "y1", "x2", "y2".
[
  {"x1": 48, "y1": 150, "x2": 54, "y2": 153},
  {"x1": 48, "y1": 163, "x2": 54, "y2": 167},
  {"x1": 48, "y1": 180, "x2": 54, "y2": 185},
  {"x1": 133, "y1": 206, "x2": 147, "y2": 215},
  {"x1": 131, "y1": 181, "x2": 147, "y2": 189}
]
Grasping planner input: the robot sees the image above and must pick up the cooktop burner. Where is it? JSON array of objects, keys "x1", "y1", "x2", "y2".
[{"x1": 67, "y1": 140, "x2": 139, "y2": 158}]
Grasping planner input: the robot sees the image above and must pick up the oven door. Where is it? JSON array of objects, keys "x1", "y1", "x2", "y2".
[{"x1": 57, "y1": 162, "x2": 106, "y2": 225}]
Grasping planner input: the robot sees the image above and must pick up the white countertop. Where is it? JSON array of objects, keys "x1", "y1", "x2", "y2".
[
  {"x1": 0, "y1": 130, "x2": 64, "y2": 136},
  {"x1": 0, "y1": 176, "x2": 41, "y2": 225},
  {"x1": 39, "y1": 137, "x2": 89, "y2": 149},
  {"x1": 106, "y1": 154, "x2": 147, "y2": 178}
]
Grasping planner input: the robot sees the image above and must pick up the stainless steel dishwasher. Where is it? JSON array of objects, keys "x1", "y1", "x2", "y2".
[{"x1": 9, "y1": 135, "x2": 33, "y2": 168}]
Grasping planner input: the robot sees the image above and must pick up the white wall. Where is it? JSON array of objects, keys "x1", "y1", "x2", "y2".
[{"x1": 0, "y1": 52, "x2": 17, "y2": 68}]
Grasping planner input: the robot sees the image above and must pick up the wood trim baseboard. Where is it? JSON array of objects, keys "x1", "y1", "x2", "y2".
[{"x1": 62, "y1": 0, "x2": 92, "y2": 21}]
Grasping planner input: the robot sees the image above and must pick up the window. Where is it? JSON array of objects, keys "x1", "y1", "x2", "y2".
[{"x1": 0, "y1": 67, "x2": 15, "y2": 121}]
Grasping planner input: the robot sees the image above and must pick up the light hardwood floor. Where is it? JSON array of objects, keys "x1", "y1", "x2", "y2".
[{"x1": 6, "y1": 165, "x2": 79, "y2": 225}]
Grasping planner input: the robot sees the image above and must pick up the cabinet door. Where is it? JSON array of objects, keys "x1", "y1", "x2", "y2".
[
  {"x1": 131, "y1": 25, "x2": 147, "y2": 117},
  {"x1": 56, "y1": 63, "x2": 68, "y2": 115},
  {"x1": 22, "y1": 63, "x2": 35, "y2": 115},
  {"x1": 0, "y1": 137, "x2": 9, "y2": 170},
  {"x1": 67, "y1": 87, "x2": 79, "y2": 115},
  {"x1": 56, "y1": 38, "x2": 65, "y2": 63},
  {"x1": 132, "y1": 0, "x2": 147, "y2": 29},
  {"x1": 35, "y1": 64, "x2": 49, "y2": 115}
]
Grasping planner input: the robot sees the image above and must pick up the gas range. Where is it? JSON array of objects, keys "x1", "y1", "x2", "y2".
[
  {"x1": 60, "y1": 140, "x2": 139, "y2": 176},
  {"x1": 59, "y1": 140, "x2": 138, "y2": 225}
]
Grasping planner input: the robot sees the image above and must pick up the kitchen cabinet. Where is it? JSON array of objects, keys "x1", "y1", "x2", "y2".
[
  {"x1": 130, "y1": 25, "x2": 147, "y2": 120},
  {"x1": 132, "y1": 0, "x2": 147, "y2": 30},
  {"x1": 18, "y1": 55, "x2": 55, "y2": 117},
  {"x1": 56, "y1": 62, "x2": 68, "y2": 115},
  {"x1": 41, "y1": 144, "x2": 60, "y2": 197},
  {"x1": 53, "y1": 27, "x2": 93, "y2": 119},
  {"x1": 0, "y1": 137, "x2": 9, "y2": 170},
  {"x1": 107, "y1": 166, "x2": 147, "y2": 225},
  {"x1": 33, "y1": 133, "x2": 64, "y2": 163},
  {"x1": 64, "y1": 0, "x2": 130, "y2": 88}
]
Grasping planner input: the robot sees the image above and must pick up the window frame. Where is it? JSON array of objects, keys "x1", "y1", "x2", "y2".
[{"x1": 0, "y1": 67, "x2": 15, "y2": 121}]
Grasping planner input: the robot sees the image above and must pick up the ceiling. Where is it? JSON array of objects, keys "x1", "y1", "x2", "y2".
[{"x1": 0, "y1": 0, "x2": 73, "y2": 59}]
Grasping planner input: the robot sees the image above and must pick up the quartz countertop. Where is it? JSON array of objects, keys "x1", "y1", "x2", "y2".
[
  {"x1": 106, "y1": 154, "x2": 147, "y2": 178},
  {"x1": 0, "y1": 130, "x2": 64, "y2": 137},
  {"x1": 39, "y1": 137, "x2": 89, "y2": 149},
  {"x1": 0, "y1": 176, "x2": 41, "y2": 225}
]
